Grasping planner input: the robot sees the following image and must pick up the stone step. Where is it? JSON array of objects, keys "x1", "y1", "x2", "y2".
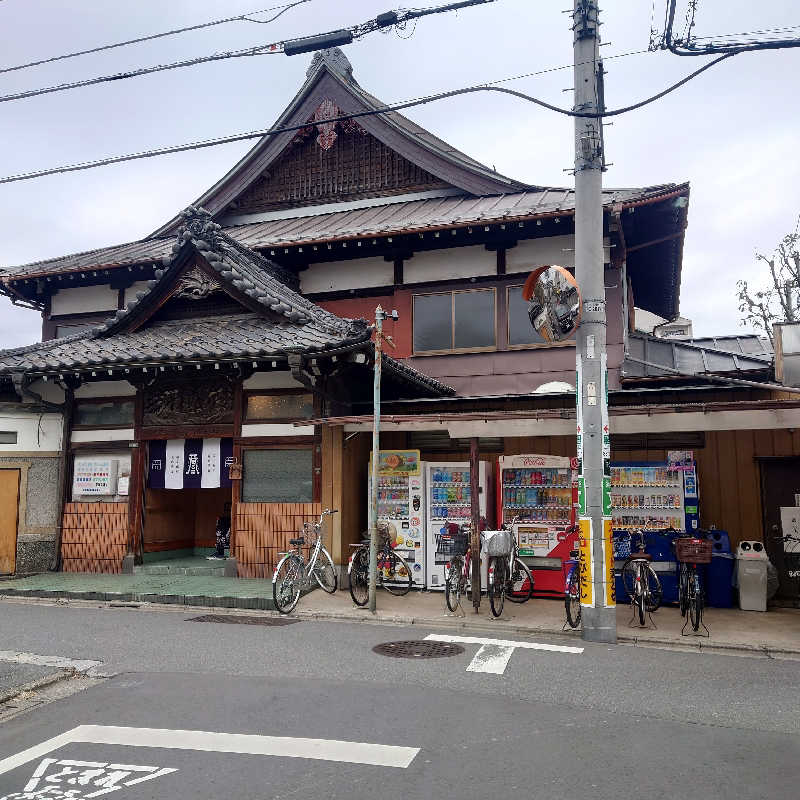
[{"x1": 135, "y1": 565, "x2": 226, "y2": 577}]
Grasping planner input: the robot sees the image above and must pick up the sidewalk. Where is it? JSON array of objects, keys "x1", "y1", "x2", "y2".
[{"x1": 292, "y1": 588, "x2": 800, "y2": 657}]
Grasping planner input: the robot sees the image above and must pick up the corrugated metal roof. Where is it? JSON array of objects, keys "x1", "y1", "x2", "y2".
[
  {"x1": 2, "y1": 185, "x2": 673, "y2": 280},
  {"x1": 624, "y1": 332, "x2": 772, "y2": 379},
  {"x1": 688, "y1": 335, "x2": 773, "y2": 356}
]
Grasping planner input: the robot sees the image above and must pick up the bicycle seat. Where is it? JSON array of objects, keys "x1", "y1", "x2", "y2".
[
  {"x1": 629, "y1": 551, "x2": 652, "y2": 560},
  {"x1": 289, "y1": 538, "x2": 305, "y2": 546}
]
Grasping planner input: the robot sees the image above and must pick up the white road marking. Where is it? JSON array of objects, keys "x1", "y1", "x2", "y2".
[
  {"x1": 0, "y1": 650, "x2": 104, "y2": 676},
  {"x1": 425, "y1": 633, "x2": 584, "y2": 654},
  {"x1": 465, "y1": 644, "x2": 516, "y2": 675},
  {"x1": 425, "y1": 633, "x2": 583, "y2": 675},
  {"x1": 0, "y1": 725, "x2": 419, "y2": 777}
]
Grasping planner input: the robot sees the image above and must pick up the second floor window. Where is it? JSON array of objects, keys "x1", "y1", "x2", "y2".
[{"x1": 413, "y1": 289, "x2": 496, "y2": 354}]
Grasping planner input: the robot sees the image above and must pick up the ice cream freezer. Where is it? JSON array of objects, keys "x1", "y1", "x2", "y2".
[
  {"x1": 496, "y1": 454, "x2": 577, "y2": 597},
  {"x1": 426, "y1": 461, "x2": 490, "y2": 591},
  {"x1": 367, "y1": 450, "x2": 426, "y2": 588}
]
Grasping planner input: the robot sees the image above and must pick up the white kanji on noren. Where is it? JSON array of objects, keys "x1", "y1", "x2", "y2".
[{"x1": 1, "y1": 758, "x2": 178, "y2": 799}]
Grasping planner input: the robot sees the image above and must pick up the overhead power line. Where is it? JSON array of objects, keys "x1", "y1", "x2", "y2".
[
  {"x1": 0, "y1": 0, "x2": 497, "y2": 104},
  {"x1": 0, "y1": 1, "x2": 312, "y2": 76},
  {"x1": 0, "y1": 51, "x2": 737, "y2": 185}
]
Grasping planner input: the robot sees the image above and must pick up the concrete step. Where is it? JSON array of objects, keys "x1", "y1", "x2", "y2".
[{"x1": 136, "y1": 565, "x2": 226, "y2": 577}]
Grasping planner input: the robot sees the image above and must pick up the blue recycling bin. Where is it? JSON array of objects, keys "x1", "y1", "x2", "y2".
[
  {"x1": 706, "y1": 530, "x2": 732, "y2": 554},
  {"x1": 705, "y1": 552, "x2": 734, "y2": 607}
]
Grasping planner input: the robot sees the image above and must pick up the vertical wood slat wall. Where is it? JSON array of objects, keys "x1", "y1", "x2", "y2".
[
  {"x1": 61, "y1": 502, "x2": 128, "y2": 573},
  {"x1": 234, "y1": 502, "x2": 322, "y2": 578}
]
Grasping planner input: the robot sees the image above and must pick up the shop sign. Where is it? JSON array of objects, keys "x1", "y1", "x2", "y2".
[
  {"x1": 602, "y1": 476, "x2": 612, "y2": 516},
  {"x1": 578, "y1": 517, "x2": 593, "y2": 607},
  {"x1": 603, "y1": 517, "x2": 615, "y2": 608},
  {"x1": 73, "y1": 458, "x2": 118, "y2": 496},
  {"x1": 499, "y1": 454, "x2": 571, "y2": 469},
  {"x1": 577, "y1": 477, "x2": 586, "y2": 516},
  {"x1": 370, "y1": 450, "x2": 421, "y2": 476}
]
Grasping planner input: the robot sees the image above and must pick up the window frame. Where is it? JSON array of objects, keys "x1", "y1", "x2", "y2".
[
  {"x1": 240, "y1": 444, "x2": 315, "y2": 504},
  {"x1": 412, "y1": 287, "x2": 497, "y2": 355},
  {"x1": 243, "y1": 389, "x2": 316, "y2": 423},
  {"x1": 71, "y1": 396, "x2": 136, "y2": 430},
  {"x1": 506, "y1": 284, "x2": 576, "y2": 351}
]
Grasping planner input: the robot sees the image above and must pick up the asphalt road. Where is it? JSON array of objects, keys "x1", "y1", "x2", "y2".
[{"x1": 0, "y1": 598, "x2": 798, "y2": 799}]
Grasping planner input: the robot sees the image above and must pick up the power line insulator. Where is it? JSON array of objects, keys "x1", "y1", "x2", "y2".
[{"x1": 284, "y1": 30, "x2": 354, "y2": 56}]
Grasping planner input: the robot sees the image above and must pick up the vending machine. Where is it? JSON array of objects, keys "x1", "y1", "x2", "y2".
[
  {"x1": 610, "y1": 460, "x2": 700, "y2": 533},
  {"x1": 367, "y1": 450, "x2": 426, "y2": 588},
  {"x1": 425, "y1": 461, "x2": 491, "y2": 591},
  {"x1": 495, "y1": 454, "x2": 576, "y2": 597}
]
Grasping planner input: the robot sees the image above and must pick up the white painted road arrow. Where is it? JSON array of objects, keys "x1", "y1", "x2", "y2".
[{"x1": 424, "y1": 633, "x2": 583, "y2": 675}]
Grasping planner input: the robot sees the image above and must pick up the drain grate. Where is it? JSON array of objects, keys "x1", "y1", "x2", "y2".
[
  {"x1": 372, "y1": 640, "x2": 464, "y2": 659},
  {"x1": 187, "y1": 614, "x2": 299, "y2": 626}
]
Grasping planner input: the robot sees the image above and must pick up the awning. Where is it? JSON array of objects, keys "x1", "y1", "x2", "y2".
[{"x1": 148, "y1": 438, "x2": 234, "y2": 490}]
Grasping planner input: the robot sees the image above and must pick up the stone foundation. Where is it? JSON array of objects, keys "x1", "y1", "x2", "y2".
[{"x1": 14, "y1": 536, "x2": 57, "y2": 574}]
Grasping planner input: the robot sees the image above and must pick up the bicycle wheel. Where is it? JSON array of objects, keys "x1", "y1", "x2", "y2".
[
  {"x1": 565, "y1": 568, "x2": 581, "y2": 629},
  {"x1": 348, "y1": 547, "x2": 369, "y2": 607},
  {"x1": 489, "y1": 557, "x2": 506, "y2": 618},
  {"x1": 445, "y1": 556, "x2": 465, "y2": 612},
  {"x1": 621, "y1": 558, "x2": 637, "y2": 599},
  {"x1": 383, "y1": 550, "x2": 413, "y2": 596},
  {"x1": 311, "y1": 547, "x2": 338, "y2": 594},
  {"x1": 272, "y1": 554, "x2": 303, "y2": 614},
  {"x1": 644, "y1": 564, "x2": 663, "y2": 612},
  {"x1": 507, "y1": 557, "x2": 534, "y2": 603},
  {"x1": 637, "y1": 590, "x2": 646, "y2": 626},
  {"x1": 679, "y1": 563, "x2": 689, "y2": 617},
  {"x1": 689, "y1": 572, "x2": 702, "y2": 632}
]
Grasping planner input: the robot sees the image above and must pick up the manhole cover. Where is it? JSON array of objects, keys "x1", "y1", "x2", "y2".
[
  {"x1": 187, "y1": 614, "x2": 299, "y2": 626},
  {"x1": 372, "y1": 640, "x2": 464, "y2": 659}
]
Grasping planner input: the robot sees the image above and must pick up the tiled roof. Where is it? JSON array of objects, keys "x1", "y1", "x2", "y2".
[
  {"x1": 1, "y1": 185, "x2": 675, "y2": 280},
  {"x1": 624, "y1": 332, "x2": 772, "y2": 379}
]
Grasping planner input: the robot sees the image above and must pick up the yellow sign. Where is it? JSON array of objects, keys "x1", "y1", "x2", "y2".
[
  {"x1": 578, "y1": 517, "x2": 593, "y2": 607},
  {"x1": 603, "y1": 518, "x2": 616, "y2": 608},
  {"x1": 369, "y1": 450, "x2": 422, "y2": 477}
]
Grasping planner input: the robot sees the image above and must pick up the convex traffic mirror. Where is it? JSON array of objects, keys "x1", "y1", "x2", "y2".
[{"x1": 521, "y1": 265, "x2": 582, "y2": 343}]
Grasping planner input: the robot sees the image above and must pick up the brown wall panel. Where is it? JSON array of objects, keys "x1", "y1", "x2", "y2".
[{"x1": 61, "y1": 501, "x2": 128, "y2": 573}]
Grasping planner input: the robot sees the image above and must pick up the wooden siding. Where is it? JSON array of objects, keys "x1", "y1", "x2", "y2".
[
  {"x1": 233, "y1": 502, "x2": 322, "y2": 578},
  {"x1": 61, "y1": 501, "x2": 128, "y2": 573},
  {"x1": 232, "y1": 125, "x2": 449, "y2": 214}
]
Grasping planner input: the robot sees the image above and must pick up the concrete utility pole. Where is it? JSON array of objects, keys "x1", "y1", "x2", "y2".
[
  {"x1": 572, "y1": 0, "x2": 616, "y2": 643},
  {"x1": 368, "y1": 305, "x2": 386, "y2": 614}
]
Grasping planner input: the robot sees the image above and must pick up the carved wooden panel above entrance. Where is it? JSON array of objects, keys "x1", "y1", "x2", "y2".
[
  {"x1": 229, "y1": 110, "x2": 450, "y2": 214},
  {"x1": 142, "y1": 378, "x2": 234, "y2": 427}
]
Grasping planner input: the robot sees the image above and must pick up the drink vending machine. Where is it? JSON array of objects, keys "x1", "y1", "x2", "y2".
[
  {"x1": 610, "y1": 461, "x2": 699, "y2": 533},
  {"x1": 367, "y1": 450, "x2": 426, "y2": 588},
  {"x1": 425, "y1": 461, "x2": 490, "y2": 591},
  {"x1": 496, "y1": 454, "x2": 576, "y2": 597}
]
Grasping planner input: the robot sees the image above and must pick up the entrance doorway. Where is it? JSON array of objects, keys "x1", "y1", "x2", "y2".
[
  {"x1": 760, "y1": 457, "x2": 800, "y2": 602},
  {"x1": 0, "y1": 469, "x2": 20, "y2": 574},
  {"x1": 143, "y1": 487, "x2": 231, "y2": 556}
]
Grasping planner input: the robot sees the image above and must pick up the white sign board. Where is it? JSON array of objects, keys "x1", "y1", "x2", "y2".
[
  {"x1": 779, "y1": 507, "x2": 800, "y2": 553},
  {"x1": 72, "y1": 458, "x2": 118, "y2": 496}
]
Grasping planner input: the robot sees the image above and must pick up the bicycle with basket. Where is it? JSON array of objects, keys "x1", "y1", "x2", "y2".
[
  {"x1": 436, "y1": 523, "x2": 472, "y2": 613},
  {"x1": 674, "y1": 532, "x2": 712, "y2": 635}
]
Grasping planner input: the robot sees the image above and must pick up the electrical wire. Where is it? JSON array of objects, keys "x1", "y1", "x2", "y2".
[
  {"x1": 0, "y1": 0, "x2": 495, "y2": 104},
  {"x1": 0, "y1": 2, "x2": 311, "y2": 76},
  {"x1": 0, "y1": 51, "x2": 738, "y2": 185}
]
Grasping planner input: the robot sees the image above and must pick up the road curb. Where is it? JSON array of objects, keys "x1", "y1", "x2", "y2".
[{"x1": 0, "y1": 669, "x2": 72, "y2": 706}]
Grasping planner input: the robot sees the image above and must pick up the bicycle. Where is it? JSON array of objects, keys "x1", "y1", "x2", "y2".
[
  {"x1": 272, "y1": 509, "x2": 339, "y2": 614},
  {"x1": 486, "y1": 519, "x2": 534, "y2": 618},
  {"x1": 674, "y1": 532, "x2": 712, "y2": 635},
  {"x1": 560, "y1": 525, "x2": 582, "y2": 629},
  {"x1": 347, "y1": 521, "x2": 413, "y2": 607},
  {"x1": 616, "y1": 529, "x2": 663, "y2": 626},
  {"x1": 437, "y1": 523, "x2": 473, "y2": 613}
]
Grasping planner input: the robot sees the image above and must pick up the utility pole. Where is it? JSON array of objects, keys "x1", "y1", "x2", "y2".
[
  {"x1": 368, "y1": 306, "x2": 386, "y2": 613},
  {"x1": 572, "y1": 0, "x2": 616, "y2": 643}
]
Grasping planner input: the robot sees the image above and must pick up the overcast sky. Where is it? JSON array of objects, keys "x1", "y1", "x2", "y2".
[{"x1": 1, "y1": 0, "x2": 798, "y2": 346}]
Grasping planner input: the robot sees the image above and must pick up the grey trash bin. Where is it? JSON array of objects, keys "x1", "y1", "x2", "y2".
[{"x1": 736, "y1": 540, "x2": 768, "y2": 612}]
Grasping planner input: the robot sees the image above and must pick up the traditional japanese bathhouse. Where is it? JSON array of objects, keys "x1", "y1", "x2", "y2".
[{"x1": 2, "y1": 49, "x2": 797, "y2": 581}]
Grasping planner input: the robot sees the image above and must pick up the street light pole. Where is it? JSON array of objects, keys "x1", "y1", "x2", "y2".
[
  {"x1": 573, "y1": 0, "x2": 616, "y2": 643},
  {"x1": 368, "y1": 305, "x2": 386, "y2": 614}
]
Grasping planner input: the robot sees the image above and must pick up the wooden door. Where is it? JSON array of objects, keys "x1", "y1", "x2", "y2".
[
  {"x1": 759, "y1": 457, "x2": 800, "y2": 600},
  {"x1": 0, "y1": 469, "x2": 20, "y2": 574}
]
